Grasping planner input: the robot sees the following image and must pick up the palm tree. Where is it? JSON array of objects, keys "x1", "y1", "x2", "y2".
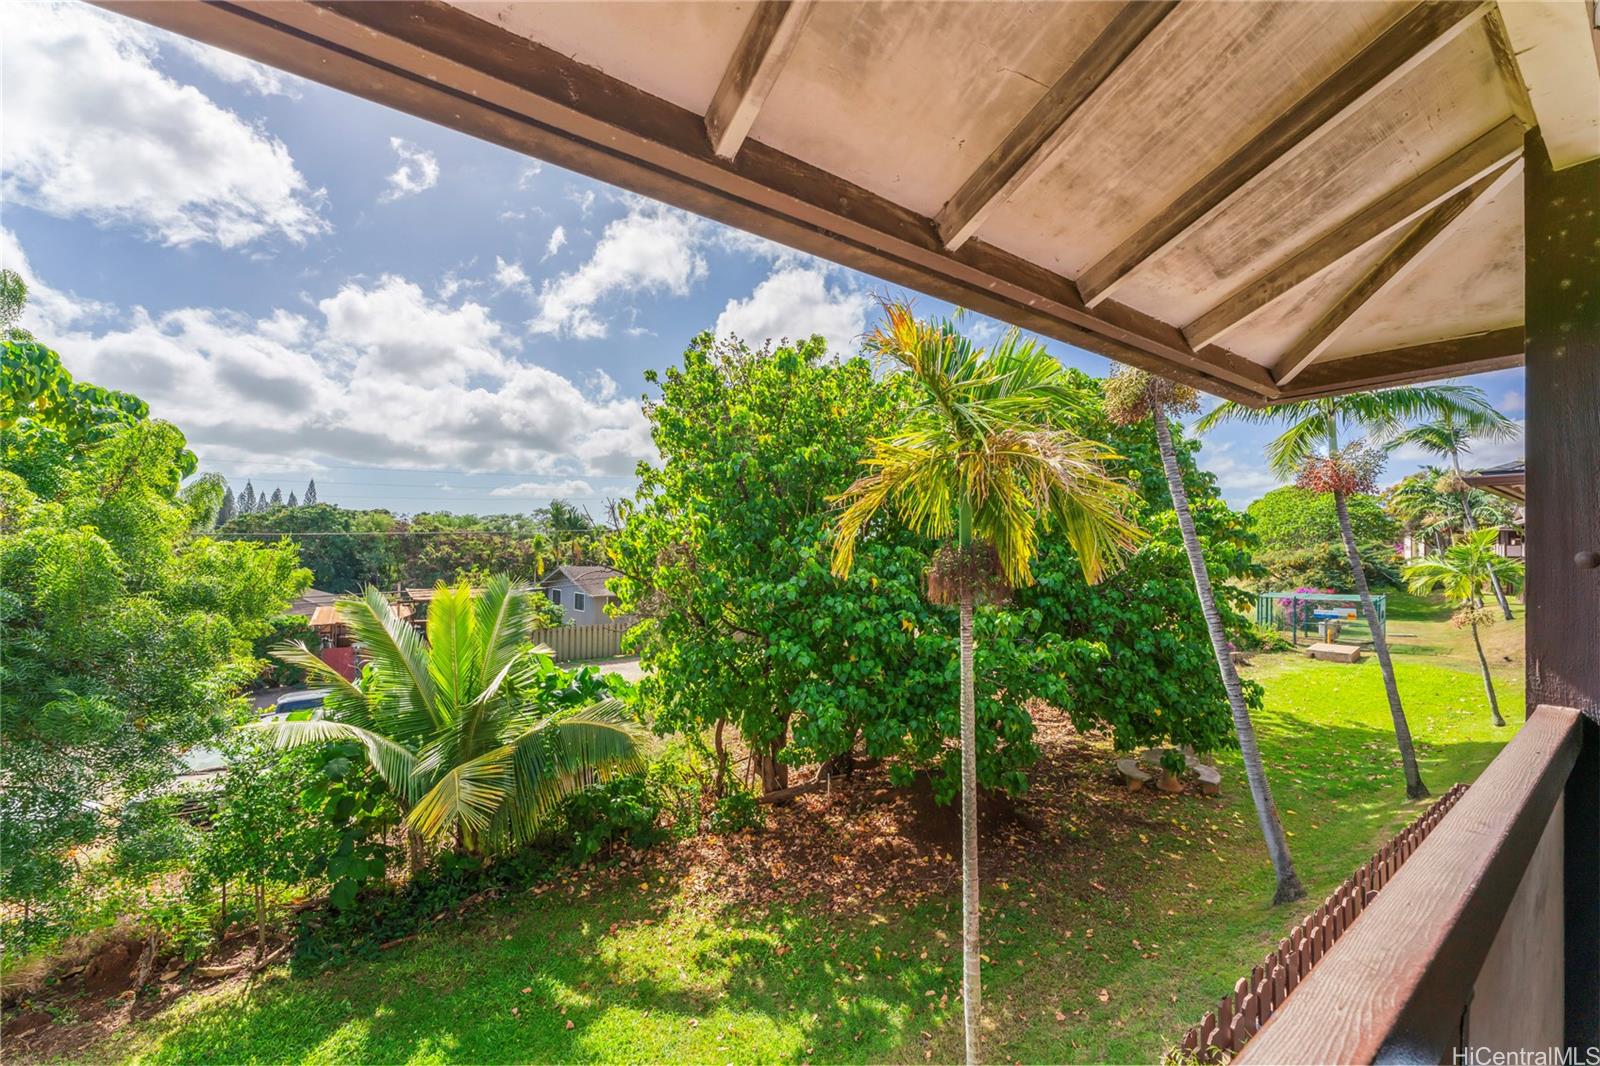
[
  {"x1": 1197, "y1": 385, "x2": 1504, "y2": 800},
  {"x1": 1403, "y1": 529, "x2": 1523, "y2": 726},
  {"x1": 1390, "y1": 409, "x2": 1519, "y2": 619},
  {"x1": 832, "y1": 301, "x2": 1142, "y2": 1065},
  {"x1": 1104, "y1": 368, "x2": 1305, "y2": 905},
  {"x1": 265, "y1": 575, "x2": 646, "y2": 861}
]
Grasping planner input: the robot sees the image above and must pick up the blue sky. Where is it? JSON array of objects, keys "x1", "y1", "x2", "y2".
[{"x1": 1, "y1": 3, "x2": 1525, "y2": 517}]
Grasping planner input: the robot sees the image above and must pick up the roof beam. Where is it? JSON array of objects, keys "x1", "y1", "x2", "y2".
[
  {"x1": 1493, "y1": 0, "x2": 1600, "y2": 169},
  {"x1": 1274, "y1": 160, "x2": 1521, "y2": 386},
  {"x1": 934, "y1": 1, "x2": 1178, "y2": 251},
  {"x1": 705, "y1": 0, "x2": 816, "y2": 160},
  {"x1": 1183, "y1": 119, "x2": 1523, "y2": 348},
  {"x1": 1282, "y1": 327, "x2": 1524, "y2": 397},
  {"x1": 1078, "y1": 1, "x2": 1493, "y2": 308}
]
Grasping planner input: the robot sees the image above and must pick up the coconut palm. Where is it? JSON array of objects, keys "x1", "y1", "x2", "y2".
[
  {"x1": 1104, "y1": 367, "x2": 1305, "y2": 905},
  {"x1": 1390, "y1": 409, "x2": 1519, "y2": 619},
  {"x1": 1197, "y1": 385, "x2": 1504, "y2": 800},
  {"x1": 832, "y1": 301, "x2": 1142, "y2": 1065},
  {"x1": 265, "y1": 575, "x2": 646, "y2": 860},
  {"x1": 1403, "y1": 529, "x2": 1523, "y2": 726}
]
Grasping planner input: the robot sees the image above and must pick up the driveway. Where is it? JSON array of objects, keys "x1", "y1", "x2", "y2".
[{"x1": 586, "y1": 656, "x2": 645, "y2": 683}]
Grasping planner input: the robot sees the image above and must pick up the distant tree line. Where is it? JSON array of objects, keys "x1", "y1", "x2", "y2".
[{"x1": 212, "y1": 497, "x2": 611, "y2": 593}]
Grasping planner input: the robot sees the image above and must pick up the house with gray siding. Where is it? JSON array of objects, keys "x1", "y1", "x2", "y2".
[{"x1": 537, "y1": 564, "x2": 624, "y2": 625}]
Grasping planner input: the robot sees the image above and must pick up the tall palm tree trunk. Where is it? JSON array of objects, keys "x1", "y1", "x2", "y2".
[
  {"x1": 1334, "y1": 490, "x2": 1429, "y2": 798},
  {"x1": 1450, "y1": 451, "x2": 1512, "y2": 620},
  {"x1": 1468, "y1": 620, "x2": 1506, "y2": 727},
  {"x1": 957, "y1": 589, "x2": 981, "y2": 1065},
  {"x1": 1151, "y1": 408, "x2": 1305, "y2": 904}
]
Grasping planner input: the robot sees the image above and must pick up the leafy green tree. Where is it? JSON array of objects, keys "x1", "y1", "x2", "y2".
[
  {"x1": 303, "y1": 479, "x2": 318, "y2": 506},
  {"x1": 832, "y1": 304, "x2": 1140, "y2": 1066},
  {"x1": 265, "y1": 577, "x2": 646, "y2": 859},
  {"x1": 222, "y1": 502, "x2": 401, "y2": 592},
  {"x1": 287, "y1": 491, "x2": 299, "y2": 508},
  {"x1": 218, "y1": 485, "x2": 238, "y2": 526},
  {"x1": 199, "y1": 737, "x2": 332, "y2": 961},
  {"x1": 1104, "y1": 367, "x2": 1303, "y2": 905},
  {"x1": 1403, "y1": 529, "x2": 1524, "y2": 727},
  {"x1": 269, "y1": 487, "x2": 284, "y2": 507},
  {"x1": 2, "y1": 408, "x2": 308, "y2": 931},
  {"x1": 1199, "y1": 385, "x2": 1505, "y2": 799},
  {"x1": 1246, "y1": 486, "x2": 1397, "y2": 553},
  {"x1": 1, "y1": 268, "x2": 31, "y2": 340},
  {"x1": 240, "y1": 481, "x2": 257, "y2": 514},
  {"x1": 1390, "y1": 409, "x2": 1520, "y2": 618}
]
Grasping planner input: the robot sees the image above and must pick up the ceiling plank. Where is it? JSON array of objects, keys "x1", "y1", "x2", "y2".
[
  {"x1": 1078, "y1": 0, "x2": 1493, "y2": 308},
  {"x1": 1282, "y1": 327, "x2": 1523, "y2": 397},
  {"x1": 705, "y1": 0, "x2": 816, "y2": 161},
  {"x1": 1274, "y1": 160, "x2": 1521, "y2": 386},
  {"x1": 1493, "y1": 0, "x2": 1600, "y2": 169},
  {"x1": 99, "y1": 0, "x2": 1278, "y2": 405},
  {"x1": 934, "y1": 0, "x2": 1178, "y2": 251},
  {"x1": 1183, "y1": 119, "x2": 1523, "y2": 348}
]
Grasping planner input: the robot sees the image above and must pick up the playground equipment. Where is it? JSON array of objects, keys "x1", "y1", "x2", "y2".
[{"x1": 1255, "y1": 591, "x2": 1386, "y2": 647}]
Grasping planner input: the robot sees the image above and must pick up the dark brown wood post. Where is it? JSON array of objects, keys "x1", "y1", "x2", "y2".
[{"x1": 1525, "y1": 128, "x2": 1600, "y2": 1050}]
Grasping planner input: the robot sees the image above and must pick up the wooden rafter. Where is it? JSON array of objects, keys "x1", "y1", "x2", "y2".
[
  {"x1": 704, "y1": 0, "x2": 816, "y2": 160},
  {"x1": 1494, "y1": 0, "x2": 1600, "y2": 169},
  {"x1": 1283, "y1": 327, "x2": 1524, "y2": 397},
  {"x1": 1273, "y1": 160, "x2": 1521, "y2": 386},
  {"x1": 934, "y1": 0, "x2": 1178, "y2": 251},
  {"x1": 1183, "y1": 119, "x2": 1523, "y2": 348},
  {"x1": 1078, "y1": 1, "x2": 1493, "y2": 308}
]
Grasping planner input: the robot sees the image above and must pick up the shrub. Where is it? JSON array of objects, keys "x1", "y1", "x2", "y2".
[
  {"x1": 709, "y1": 787, "x2": 764, "y2": 834},
  {"x1": 1257, "y1": 543, "x2": 1401, "y2": 593},
  {"x1": 1246, "y1": 486, "x2": 1397, "y2": 552},
  {"x1": 559, "y1": 774, "x2": 666, "y2": 863}
]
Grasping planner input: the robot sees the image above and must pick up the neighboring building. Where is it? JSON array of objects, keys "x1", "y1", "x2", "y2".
[
  {"x1": 288, "y1": 587, "x2": 338, "y2": 618},
  {"x1": 1465, "y1": 461, "x2": 1527, "y2": 559},
  {"x1": 538, "y1": 564, "x2": 624, "y2": 625}
]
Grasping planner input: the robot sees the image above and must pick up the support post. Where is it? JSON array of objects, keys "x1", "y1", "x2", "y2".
[{"x1": 1525, "y1": 129, "x2": 1600, "y2": 1051}]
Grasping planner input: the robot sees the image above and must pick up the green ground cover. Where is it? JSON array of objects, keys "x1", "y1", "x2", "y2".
[{"x1": 73, "y1": 594, "x2": 1522, "y2": 1065}]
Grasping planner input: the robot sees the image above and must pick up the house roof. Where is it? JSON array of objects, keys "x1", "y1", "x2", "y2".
[
  {"x1": 105, "y1": 1, "x2": 1600, "y2": 403},
  {"x1": 540, "y1": 564, "x2": 621, "y2": 599},
  {"x1": 289, "y1": 588, "x2": 338, "y2": 617},
  {"x1": 1464, "y1": 459, "x2": 1527, "y2": 503}
]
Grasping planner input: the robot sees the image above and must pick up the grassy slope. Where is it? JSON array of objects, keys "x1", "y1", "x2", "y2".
[{"x1": 86, "y1": 594, "x2": 1522, "y2": 1065}]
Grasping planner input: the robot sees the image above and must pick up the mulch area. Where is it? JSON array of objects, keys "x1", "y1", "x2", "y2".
[{"x1": 3, "y1": 705, "x2": 1209, "y2": 1059}]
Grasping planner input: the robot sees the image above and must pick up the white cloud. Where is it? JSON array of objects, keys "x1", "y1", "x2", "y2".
[
  {"x1": 544, "y1": 226, "x2": 567, "y2": 260},
  {"x1": 160, "y1": 32, "x2": 297, "y2": 97},
  {"x1": 530, "y1": 204, "x2": 707, "y2": 339},
  {"x1": 1192, "y1": 440, "x2": 1284, "y2": 508},
  {"x1": 488, "y1": 478, "x2": 596, "y2": 499},
  {"x1": 1499, "y1": 389, "x2": 1525, "y2": 415},
  {"x1": 2, "y1": 5, "x2": 327, "y2": 249},
  {"x1": 714, "y1": 265, "x2": 871, "y2": 357},
  {"x1": 516, "y1": 163, "x2": 543, "y2": 190},
  {"x1": 570, "y1": 189, "x2": 596, "y2": 216},
  {"x1": 12, "y1": 230, "x2": 652, "y2": 480},
  {"x1": 380, "y1": 138, "x2": 439, "y2": 202},
  {"x1": 0, "y1": 228, "x2": 113, "y2": 337},
  {"x1": 493, "y1": 256, "x2": 531, "y2": 294}
]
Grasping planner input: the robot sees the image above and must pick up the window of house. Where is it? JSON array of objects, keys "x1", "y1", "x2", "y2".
[
  {"x1": 549, "y1": 588, "x2": 562, "y2": 606},
  {"x1": 574, "y1": 592, "x2": 586, "y2": 613}
]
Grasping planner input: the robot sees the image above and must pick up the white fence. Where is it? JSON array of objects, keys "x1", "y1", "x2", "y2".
[{"x1": 530, "y1": 621, "x2": 629, "y2": 661}]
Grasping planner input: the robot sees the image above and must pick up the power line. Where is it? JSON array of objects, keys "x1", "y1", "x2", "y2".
[{"x1": 207, "y1": 528, "x2": 613, "y2": 538}]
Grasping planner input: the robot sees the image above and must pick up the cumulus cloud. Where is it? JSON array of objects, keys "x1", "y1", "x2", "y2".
[
  {"x1": 530, "y1": 204, "x2": 708, "y2": 339},
  {"x1": 1191, "y1": 440, "x2": 1284, "y2": 508},
  {"x1": 493, "y1": 256, "x2": 531, "y2": 294},
  {"x1": 0, "y1": 228, "x2": 113, "y2": 337},
  {"x1": 488, "y1": 478, "x2": 596, "y2": 499},
  {"x1": 11, "y1": 230, "x2": 652, "y2": 479},
  {"x1": 714, "y1": 265, "x2": 871, "y2": 357},
  {"x1": 380, "y1": 138, "x2": 439, "y2": 202},
  {"x1": 544, "y1": 226, "x2": 567, "y2": 260},
  {"x1": 160, "y1": 32, "x2": 298, "y2": 96},
  {"x1": 1, "y1": 4, "x2": 327, "y2": 248}
]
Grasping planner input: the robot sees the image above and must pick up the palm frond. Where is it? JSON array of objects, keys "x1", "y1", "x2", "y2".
[
  {"x1": 253, "y1": 718, "x2": 423, "y2": 804},
  {"x1": 473, "y1": 573, "x2": 535, "y2": 690},
  {"x1": 406, "y1": 747, "x2": 512, "y2": 844},
  {"x1": 495, "y1": 699, "x2": 649, "y2": 842},
  {"x1": 342, "y1": 586, "x2": 441, "y2": 730},
  {"x1": 268, "y1": 639, "x2": 376, "y2": 730},
  {"x1": 425, "y1": 582, "x2": 477, "y2": 717}
]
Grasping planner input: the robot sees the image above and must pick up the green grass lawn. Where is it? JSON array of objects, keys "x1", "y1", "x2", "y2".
[{"x1": 75, "y1": 595, "x2": 1522, "y2": 1065}]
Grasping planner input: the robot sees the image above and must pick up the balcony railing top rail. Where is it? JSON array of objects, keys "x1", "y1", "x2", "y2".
[{"x1": 1236, "y1": 704, "x2": 1582, "y2": 1064}]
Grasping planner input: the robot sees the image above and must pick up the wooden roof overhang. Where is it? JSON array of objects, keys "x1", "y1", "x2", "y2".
[
  {"x1": 1465, "y1": 461, "x2": 1528, "y2": 502},
  {"x1": 105, "y1": 1, "x2": 1600, "y2": 405}
]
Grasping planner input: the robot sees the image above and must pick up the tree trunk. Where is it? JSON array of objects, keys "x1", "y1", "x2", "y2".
[
  {"x1": 1152, "y1": 408, "x2": 1305, "y2": 904},
  {"x1": 1453, "y1": 452, "x2": 1513, "y2": 620},
  {"x1": 254, "y1": 882, "x2": 267, "y2": 964},
  {"x1": 219, "y1": 880, "x2": 227, "y2": 934},
  {"x1": 406, "y1": 828, "x2": 427, "y2": 877},
  {"x1": 957, "y1": 589, "x2": 981, "y2": 1066},
  {"x1": 712, "y1": 718, "x2": 728, "y2": 798},
  {"x1": 1334, "y1": 490, "x2": 1429, "y2": 798},
  {"x1": 1469, "y1": 620, "x2": 1506, "y2": 727}
]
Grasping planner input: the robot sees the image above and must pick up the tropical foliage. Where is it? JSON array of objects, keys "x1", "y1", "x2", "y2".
[
  {"x1": 265, "y1": 577, "x2": 647, "y2": 855},
  {"x1": 1246, "y1": 486, "x2": 1397, "y2": 553},
  {"x1": 1403, "y1": 529, "x2": 1524, "y2": 726}
]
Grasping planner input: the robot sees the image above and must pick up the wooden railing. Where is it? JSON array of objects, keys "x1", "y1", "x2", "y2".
[
  {"x1": 1235, "y1": 705, "x2": 1582, "y2": 1064},
  {"x1": 1178, "y1": 783, "x2": 1470, "y2": 1060}
]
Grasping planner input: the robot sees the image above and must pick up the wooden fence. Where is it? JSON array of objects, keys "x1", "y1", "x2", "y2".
[
  {"x1": 530, "y1": 621, "x2": 629, "y2": 662},
  {"x1": 1178, "y1": 782, "x2": 1470, "y2": 1061}
]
